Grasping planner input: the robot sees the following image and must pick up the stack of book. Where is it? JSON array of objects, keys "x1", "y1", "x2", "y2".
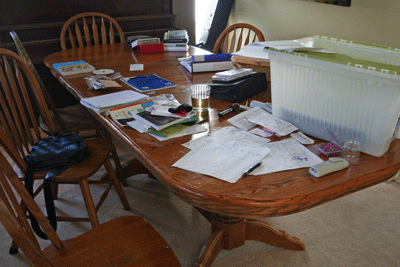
[
  {"x1": 163, "y1": 30, "x2": 189, "y2": 52},
  {"x1": 179, "y1": 53, "x2": 234, "y2": 73}
]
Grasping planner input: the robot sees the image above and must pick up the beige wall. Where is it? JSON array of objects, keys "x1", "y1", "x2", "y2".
[
  {"x1": 174, "y1": 0, "x2": 400, "y2": 49},
  {"x1": 229, "y1": 0, "x2": 400, "y2": 48}
]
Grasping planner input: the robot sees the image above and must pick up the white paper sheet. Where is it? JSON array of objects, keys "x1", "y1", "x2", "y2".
[
  {"x1": 232, "y1": 42, "x2": 270, "y2": 59},
  {"x1": 251, "y1": 139, "x2": 323, "y2": 175},
  {"x1": 244, "y1": 107, "x2": 298, "y2": 136},
  {"x1": 182, "y1": 126, "x2": 269, "y2": 150},
  {"x1": 148, "y1": 124, "x2": 207, "y2": 141},
  {"x1": 227, "y1": 108, "x2": 259, "y2": 130},
  {"x1": 173, "y1": 138, "x2": 271, "y2": 183},
  {"x1": 176, "y1": 127, "x2": 322, "y2": 182}
]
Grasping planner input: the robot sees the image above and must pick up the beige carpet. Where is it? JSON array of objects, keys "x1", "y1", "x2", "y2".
[{"x1": 1, "y1": 141, "x2": 400, "y2": 267}]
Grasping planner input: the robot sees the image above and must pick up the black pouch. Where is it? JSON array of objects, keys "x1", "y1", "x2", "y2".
[
  {"x1": 210, "y1": 72, "x2": 267, "y2": 102},
  {"x1": 24, "y1": 133, "x2": 87, "y2": 171},
  {"x1": 23, "y1": 133, "x2": 87, "y2": 239}
]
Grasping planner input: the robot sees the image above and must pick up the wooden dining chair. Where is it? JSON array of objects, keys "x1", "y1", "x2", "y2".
[
  {"x1": 9, "y1": 31, "x2": 103, "y2": 135},
  {"x1": 0, "y1": 151, "x2": 181, "y2": 267},
  {"x1": 9, "y1": 30, "x2": 128, "y2": 186},
  {"x1": 212, "y1": 23, "x2": 265, "y2": 54},
  {"x1": 0, "y1": 48, "x2": 131, "y2": 230},
  {"x1": 60, "y1": 12, "x2": 126, "y2": 50}
]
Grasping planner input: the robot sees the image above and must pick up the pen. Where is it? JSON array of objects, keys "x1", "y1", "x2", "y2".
[
  {"x1": 218, "y1": 103, "x2": 240, "y2": 118},
  {"x1": 242, "y1": 161, "x2": 263, "y2": 177}
]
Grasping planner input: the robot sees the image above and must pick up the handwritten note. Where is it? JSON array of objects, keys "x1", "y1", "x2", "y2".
[
  {"x1": 251, "y1": 139, "x2": 323, "y2": 175},
  {"x1": 173, "y1": 137, "x2": 270, "y2": 183},
  {"x1": 244, "y1": 107, "x2": 298, "y2": 136},
  {"x1": 182, "y1": 126, "x2": 270, "y2": 150}
]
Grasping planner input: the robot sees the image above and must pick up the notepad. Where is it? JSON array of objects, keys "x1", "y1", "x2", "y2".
[
  {"x1": 80, "y1": 90, "x2": 149, "y2": 113},
  {"x1": 120, "y1": 74, "x2": 176, "y2": 92}
]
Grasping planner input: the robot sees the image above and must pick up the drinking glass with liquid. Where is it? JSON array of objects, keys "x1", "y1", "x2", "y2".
[{"x1": 190, "y1": 84, "x2": 210, "y2": 111}]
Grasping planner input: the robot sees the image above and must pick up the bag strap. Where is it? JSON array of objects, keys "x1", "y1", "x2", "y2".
[{"x1": 24, "y1": 165, "x2": 67, "y2": 239}]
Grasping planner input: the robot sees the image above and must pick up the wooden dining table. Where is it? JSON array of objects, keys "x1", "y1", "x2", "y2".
[{"x1": 44, "y1": 43, "x2": 400, "y2": 267}]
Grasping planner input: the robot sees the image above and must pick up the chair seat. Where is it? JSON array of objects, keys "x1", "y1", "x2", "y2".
[
  {"x1": 42, "y1": 215, "x2": 181, "y2": 267},
  {"x1": 33, "y1": 138, "x2": 113, "y2": 183},
  {"x1": 39, "y1": 104, "x2": 103, "y2": 134}
]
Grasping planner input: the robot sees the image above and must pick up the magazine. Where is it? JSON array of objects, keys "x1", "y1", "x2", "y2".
[{"x1": 120, "y1": 74, "x2": 176, "y2": 92}]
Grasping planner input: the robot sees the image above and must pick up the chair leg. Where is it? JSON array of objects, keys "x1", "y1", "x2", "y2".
[
  {"x1": 79, "y1": 179, "x2": 100, "y2": 228},
  {"x1": 9, "y1": 241, "x2": 19, "y2": 254},
  {"x1": 110, "y1": 142, "x2": 128, "y2": 187},
  {"x1": 103, "y1": 158, "x2": 131, "y2": 211},
  {"x1": 99, "y1": 128, "x2": 128, "y2": 187}
]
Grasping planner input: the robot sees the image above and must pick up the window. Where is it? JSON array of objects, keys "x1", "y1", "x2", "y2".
[{"x1": 195, "y1": 0, "x2": 212, "y2": 43}]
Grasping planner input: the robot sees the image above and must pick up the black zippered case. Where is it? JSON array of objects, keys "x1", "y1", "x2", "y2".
[{"x1": 209, "y1": 72, "x2": 267, "y2": 102}]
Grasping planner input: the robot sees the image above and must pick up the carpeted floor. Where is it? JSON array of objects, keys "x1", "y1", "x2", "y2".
[{"x1": 1, "y1": 140, "x2": 400, "y2": 266}]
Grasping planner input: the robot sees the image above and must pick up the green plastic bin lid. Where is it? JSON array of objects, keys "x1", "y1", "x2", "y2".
[{"x1": 266, "y1": 35, "x2": 400, "y2": 76}]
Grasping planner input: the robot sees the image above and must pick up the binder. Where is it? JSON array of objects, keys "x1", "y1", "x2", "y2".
[{"x1": 138, "y1": 43, "x2": 164, "y2": 54}]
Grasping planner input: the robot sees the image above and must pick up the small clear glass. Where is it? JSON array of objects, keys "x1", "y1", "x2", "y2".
[
  {"x1": 190, "y1": 84, "x2": 211, "y2": 111},
  {"x1": 341, "y1": 139, "x2": 361, "y2": 164}
]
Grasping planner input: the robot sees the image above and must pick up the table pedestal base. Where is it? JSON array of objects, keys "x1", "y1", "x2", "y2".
[{"x1": 196, "y1": 214, "x2": 305, "y2": 267}]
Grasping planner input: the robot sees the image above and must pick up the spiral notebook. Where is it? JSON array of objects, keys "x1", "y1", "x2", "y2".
[{"x1": 120, "y1": 74, "x2": 176, "y2": 92}]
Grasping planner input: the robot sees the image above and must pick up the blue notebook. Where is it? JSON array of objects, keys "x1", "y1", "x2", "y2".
[{"x1": 120, "y1": 74, "x2": 176, "y2": 92}]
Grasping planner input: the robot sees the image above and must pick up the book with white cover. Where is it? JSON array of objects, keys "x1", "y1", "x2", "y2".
[
  {"x1": 179, "y1": 60, "x2": 234, "y2": 73},
  {"x1": 80, "y1": 90, "x2": 149, "y2": 113}
]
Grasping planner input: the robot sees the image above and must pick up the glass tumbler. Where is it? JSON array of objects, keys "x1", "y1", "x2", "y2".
[{"x1": 341, "y1": 139, "x2": 361, "y2": 164}]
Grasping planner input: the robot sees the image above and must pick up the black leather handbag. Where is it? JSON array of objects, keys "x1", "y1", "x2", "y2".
[{"x1": 24, "y1": 133, "x2": 87, "y2": 239}]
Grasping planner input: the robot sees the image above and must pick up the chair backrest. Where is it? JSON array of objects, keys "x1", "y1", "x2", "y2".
[
  {"x1": 0, "y1": 48, "x2": 56, "y2": 172},
  {"x1": 212, "y1": 23, "x2": 265, "y2": 54},
  {"x1": 0, "y1": 150, "x2": 62, "y2": 267},
  {"x1": 60, "y1": 12, "x2": 126, "y2": 50},
  {"x1": 9, "y1": 31, "x2": 65, "y2": 130}
]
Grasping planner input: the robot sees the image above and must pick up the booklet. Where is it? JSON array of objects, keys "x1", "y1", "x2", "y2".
[
  {"x1": 109, "y1": 99, "x2": 155, "y2": 126},
  {"x1": 53, "y1": 60, "x2": 95, "y2": 76},
  {"x1": 120, "y1": 74, "x2": 176, "y2": 92}
]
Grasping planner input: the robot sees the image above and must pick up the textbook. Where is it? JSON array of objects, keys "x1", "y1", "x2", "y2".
[
  {"x1": 80, "y1": 90, "x2": 149, "y2": 113},
  {"x1": 53, "y1": 60, "x2": 95, "y2": 76},
  {"x1": 133, "y1": 110, "x2": 197, "y2": 131},
  {"x1": 179, "y1": 60, "x2": 234, "y2": 73},
  {"x1": 120, "y1": 74, "x2": 176, "y2": 92},
  {"x1": 192, "y1": 53, "x2": 232, "y2": 63}
]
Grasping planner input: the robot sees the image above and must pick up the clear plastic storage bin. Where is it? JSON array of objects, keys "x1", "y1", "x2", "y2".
[{"x1": 268, "y1": 36, "x2": 400, "y2": 157}]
